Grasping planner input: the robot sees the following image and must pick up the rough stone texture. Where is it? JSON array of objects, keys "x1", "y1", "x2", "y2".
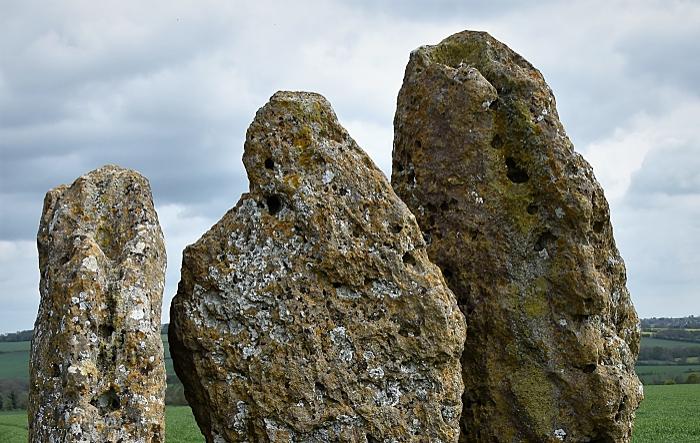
[
  {"x1": 29, "y1": 165, "x2": 167, "y2": 442},
  {"x1": 392, "y1": 31, "x2": 642, "y2": 442},
  {"x1": 169, "y1": 91, "x2": 466, "y2": 442}
]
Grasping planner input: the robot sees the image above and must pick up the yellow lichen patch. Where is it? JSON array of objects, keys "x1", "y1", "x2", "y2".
[
  {"x1": 523, "y1": 277, "x2": 549, "y2": 318},
  {"x1": 510, "y1": 365, "x2": 556, "y2": 434},
  {"x1": 293, "y1": 125, "x2": 313, "y2": 149},
  {"x1": 283, "y1": 173, "x2": 302, "y2": 190}
]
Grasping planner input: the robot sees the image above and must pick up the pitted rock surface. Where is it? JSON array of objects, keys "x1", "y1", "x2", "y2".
[
  {"x1": 29, "y1": 165, "x2": 167, "y2": 442},
  {"x1": 392, "y1": 31, "x2": 642, "y2": 442},
  {"x1": 169, "y1": 91, "x2": 466, "y2": 442}
]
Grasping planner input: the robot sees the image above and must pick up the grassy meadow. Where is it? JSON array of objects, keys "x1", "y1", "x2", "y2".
[
  {"x1": 2, "y1": 386, "x2": 698, "y2": 442},
  {"x1": 1, "y1": 325, "x2": 698, "y2": 441},
  {"x1": 0, "y1": 406, "x2": 202, "y2": 442}
]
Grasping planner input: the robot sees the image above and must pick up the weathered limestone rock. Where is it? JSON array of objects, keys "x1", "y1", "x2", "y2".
[
  {"x1": 30, "y1": 165, "x2": 167, "y2": 442},
  {"x1": 392, "y1": 31, "x2": 642, "y2": 442},
  {"x1": 169, "y1": 91, "x2": 466, "y2": 442}
]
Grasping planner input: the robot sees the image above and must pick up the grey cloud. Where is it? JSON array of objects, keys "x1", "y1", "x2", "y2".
[
  {"x1": 615, "y1": 143, "x2": 700, "y2": 317},
  {"x1": 2, "y1": 0, "x2": 700, "y2": 331},
  {"x1": 616, "y1": 24, "x2": 700, "y2": 96},
  {"x1": 626, "y1": 144, "x2": 700, "y2": 199}
]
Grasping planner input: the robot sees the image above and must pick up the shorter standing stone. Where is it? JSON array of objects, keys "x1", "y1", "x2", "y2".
[
  {"x1": 29, "y1": 165, "x2": 167, "y2": 443},
  {"x1": 169, "y1": 91, "x2": 466, "y2": 442}
]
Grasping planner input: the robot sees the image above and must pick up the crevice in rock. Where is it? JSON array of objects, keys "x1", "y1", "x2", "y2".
[
  {"x1": 534, "y1": 230, "x2": 557, "y2": 252},
  {"x1": 505, "y1": 157, "x2": 529, "y2": 183},
  {"x1": 402, "y1": 252, "x2": 417, "y2": 267},
  {"x1": 266, "y1": 195, "x2": 282, "y2": 215},
  {"x1": 91, "y1": 386, "x2": 120, "y2": 415}
]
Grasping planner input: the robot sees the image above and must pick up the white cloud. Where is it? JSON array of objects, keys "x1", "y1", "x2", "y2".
[
  {"x1": 0, "y1": 241, "x2": 39, "y2": 332},
  {"x1": 581, "y1": 100, "x2": 700, "y2": 202},
  {"x1": 156, "y1": 204, "x2": 216, "y2": 323},
  {"x1": 1, "y1": 0, "x2": 700, "y2": 330}
]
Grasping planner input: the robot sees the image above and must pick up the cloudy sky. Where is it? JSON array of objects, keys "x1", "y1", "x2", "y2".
[{"x1": 1, "y1": 0, "x2": 698, "y2": 332}]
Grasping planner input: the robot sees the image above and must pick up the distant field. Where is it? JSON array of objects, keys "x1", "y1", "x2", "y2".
[
  {"x1": 0, "y1": 342, "x2": 30, "y2": 379},
  {"x1": 635, "y1": 365, "x2": 700, "y2": 385},
  {"x1": 0, "y1": 407, "x2": 202, "y2": 442},
  {"x1": 0, "y1": 342, "x2": 31, "y2": 353},
  {"x1": 0, "y1": 337, "x2": 175, "y2": 381},
  {"x1": 633, "y1": 384, "x2": 700, "y2": 442},
  {"x1": 641, "y1": 337, "x2": 700, "y2": 349}
]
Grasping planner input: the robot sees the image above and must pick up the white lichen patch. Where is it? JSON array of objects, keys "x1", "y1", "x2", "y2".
[{"x1": 81, "y1": 256, "x2": 99, "y2": 273}]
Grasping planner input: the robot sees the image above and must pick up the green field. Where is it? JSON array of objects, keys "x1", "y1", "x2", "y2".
[
  {"x1": 641, "y1": 337, "x2": 700, "y2": 349},
  {"x1": 2, "y1": 386, "x2": 698, "y2": 442},
  {"x1": 0, "y1": 406, "x2": 203, "y2": 442},
  {"x1": 0, "y1": 342, "x2": 30, "y2": 380},
  {"x1": 1, "y1": 332, "x2": 697, "y2": 440},
  {"x1": 634, "y1": 384, "x2": 700, "y2": 442}
]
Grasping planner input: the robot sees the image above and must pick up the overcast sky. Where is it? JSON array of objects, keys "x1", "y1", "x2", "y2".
[{"x1": 1, "y1": 0, "x2": 698, "y2": 332}]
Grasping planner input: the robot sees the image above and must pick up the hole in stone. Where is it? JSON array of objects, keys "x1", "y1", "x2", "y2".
[
  {"x1": 527, "y1": 203, "x2": 538, "y2": 215},
  {"x1": 391, "y1": 224, "x2": 403, "y2": 234},
  {"x1": 415, "y1": 140, "x2": 422, "y2": 148},
  {"x1": 397, "y1": 319, "x2": 422, "y2": 337},
  {"x1": 151, "y1": 425, "x2": 162, "y2": 442},
  {"x1": 266, "y1": 195, "x2": 282, "y2": 215},
  {"x1": 593, "y1": 221, "x2": 605, "y2": 234},
  {"x1": 440, "y1": 201, "x2": 449, "y2": 211},
  {"x1": 491, "y1": 134, "x2": 503, "y2": 149},
  {"x1": 615, "y1": 396, "x2": 627, "y2": 422},
  {"x1": 534, "y1": 231, "x2": 556, "y2": 252},
  {"x1": 505, "y1": 157, "x2": 529, "y2": 183},
  {"x1": 264, "y1": 158, "x2": 275, "y2": 170},
  {"x1": 402, "y1": 252, "x2": 417, "y2": 267},
  {"x1": 489, "y1": 99, "x2": 499, "y2": 110},
  {"x1": 140, "y1": 362, "x2": 153, "y2": 376},
  {"x1": 332, "y1": 282, "x2": 341, "y2": 288},
  {"x1": 583, "y1": 363, "x2": 597, "y2": 373},
  {"x1": 396, "y1": 163, "x2": 404, "y2": 172},
  {"x1": 99, "y1": 323, "x2": 115, "y2": 339},
  {"x1": 51, "y1": 363, "x2": 60, "y2": 378},
  {"x1": 91, "y1": 386, "x2": 120, "y2": 414}
]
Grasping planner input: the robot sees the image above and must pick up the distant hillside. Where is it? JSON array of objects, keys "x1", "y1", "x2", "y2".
[
  {"x1": 1, "y1": 324, "x2": 170, "y2": 342},
  {"x1": 641, "y1": 316, "x2": 700, "y2": 329}
]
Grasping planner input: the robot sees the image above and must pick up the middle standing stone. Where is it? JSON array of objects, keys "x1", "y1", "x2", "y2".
[{"x1": 169, "y1": 91, "x2": 466, "y2": 442}]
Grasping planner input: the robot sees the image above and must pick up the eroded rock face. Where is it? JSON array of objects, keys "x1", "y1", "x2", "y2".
[
  {"x1": 29, "y1": 165, "x2": 167, "y2": 442},
  {"x1": 392, "y1": 31, "x2": 642, "y2": 442},
  {"x1": 169, "y1": 91, "x2": 466, "y2": 442}
]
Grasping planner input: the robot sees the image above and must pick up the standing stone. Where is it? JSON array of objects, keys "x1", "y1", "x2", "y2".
[
  {"x1": 30, "y1": 165, "x2": 167, "y2": 442},
  {"x1": 392, "y1": 31, "x2": 642, "y2": 442},
  {"x1": 169, "y1": 91, "x2": 466, "y2": 442}
]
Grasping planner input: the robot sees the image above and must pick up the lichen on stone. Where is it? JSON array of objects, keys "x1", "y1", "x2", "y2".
[
  {"x1": 29, "y1": 165, "x2": 167, "y2": 443},
  {"x1": 169, "y1": 91, "x2": 466, "y2": 442},
  {"x1": 392, "y1": 31, "x2": 642, "y2": 442}
]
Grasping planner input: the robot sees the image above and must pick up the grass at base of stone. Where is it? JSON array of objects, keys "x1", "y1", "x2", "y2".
[
  {"x1": 633, "y1": 384, "x2": 700, "y2": 442},
  {"x1": 0, "y1": 411, "x2": 26, "y2": 442},
  {"x1": 165, "y1": 406, "x2": 204, "y2": 442},
  {"x1": 2, "y1": 387, "x2": 698, "y2": 442},
  {"x1": 0, "y1": 407, "x2": 203, "y2": 443}
]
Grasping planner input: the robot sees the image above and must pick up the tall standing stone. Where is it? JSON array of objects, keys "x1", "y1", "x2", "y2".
[
  {"x1": 169, "y1": 91, "x2": 466, "y2": 442},
  {"x1": 30, "y1": 165, "x2": 167, "y2": 442},
  {"x1": 392, "y1": 31, "x2": 642, "y2": 442}
]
